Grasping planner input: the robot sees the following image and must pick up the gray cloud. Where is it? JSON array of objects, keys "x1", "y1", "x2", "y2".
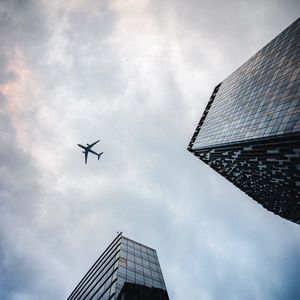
[{"x1": 0, "y1": 1, "x2": 299, "y2": 300}]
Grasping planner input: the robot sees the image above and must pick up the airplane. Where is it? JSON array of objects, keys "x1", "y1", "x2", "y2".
[{"x1": 78, "y1": 140, "x2": 103, "y2": 164}]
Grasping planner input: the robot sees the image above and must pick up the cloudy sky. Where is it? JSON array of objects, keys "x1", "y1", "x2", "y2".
[{"x1": 0, "y1": 1, "x2": 300, "y2": 299}]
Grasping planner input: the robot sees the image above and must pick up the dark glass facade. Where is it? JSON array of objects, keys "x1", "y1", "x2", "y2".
[
  {"x1": 117, "y1": 282, "x2": 169, "y2": 300},
  {"x1": 188, "y1": 18, "x2": 300, "y2": 224},
  {"x1": 67, "y1": 233, "x2": 169, "y2": 300}
]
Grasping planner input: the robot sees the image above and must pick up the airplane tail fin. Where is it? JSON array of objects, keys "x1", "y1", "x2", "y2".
[{"x1": 98, "y1": 152, "x2": 103, "y2": 160}]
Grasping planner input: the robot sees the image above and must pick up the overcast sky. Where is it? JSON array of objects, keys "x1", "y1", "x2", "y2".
[{"x1": 0, "y1": 1, "x2": 300, "y2": 299}]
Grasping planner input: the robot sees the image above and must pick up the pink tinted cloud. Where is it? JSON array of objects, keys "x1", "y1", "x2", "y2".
[{"x1": 0, "y1": 48, "x2": 39, "y2": 151}]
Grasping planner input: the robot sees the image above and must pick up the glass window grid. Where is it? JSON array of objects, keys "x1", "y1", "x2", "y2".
[
  {"x1": 192, "y1": 21, "x2": 300, "y2": 149},
  {"x1": 80, "y1": 250, "x2": 120, "y2": 300},
  {"x1": 69, "y1": 237, "x2": 121, "y2": 300},
  {"x1": 68, "y1": 235, "x2": 167, "y2": 300},
  {"x1": 116, "y1": 237, "x2": 166, "y2": 292}
]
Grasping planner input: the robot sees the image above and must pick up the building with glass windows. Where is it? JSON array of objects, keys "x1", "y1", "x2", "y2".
[
  {"x1": 67, "y1": 233, "x2": 169, "y2": 300},
  {"x1": 188, "y1": 18, "x2": 300, "y2": 224}
]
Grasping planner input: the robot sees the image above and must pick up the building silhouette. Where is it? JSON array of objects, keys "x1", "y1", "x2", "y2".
[
  {"x1": 188, "y1": 18, "x2": 300, "y2": 224},
  {"x1": 67, "y1": 233, "x2": 169, "y2": 300}
]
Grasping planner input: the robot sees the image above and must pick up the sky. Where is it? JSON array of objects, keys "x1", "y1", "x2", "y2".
[{"x1": 0, "y1": 0, "x2": 300, "y2": 299}]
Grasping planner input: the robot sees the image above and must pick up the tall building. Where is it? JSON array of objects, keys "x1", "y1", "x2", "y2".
[
  {"x1": 188, "y1": 18, "x2": 300, "y2": 224},
  {"x1": 67, "y1": 233, "x2": 169, "y2": 300}
]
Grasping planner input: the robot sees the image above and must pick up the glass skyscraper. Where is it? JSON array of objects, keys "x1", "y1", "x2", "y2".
[
  {"x1": 67, "y1": 233, "x2": 169, "y2": 300},
  {"x1": 188, "y1": 18, "x2": 300, "y2": 224}
]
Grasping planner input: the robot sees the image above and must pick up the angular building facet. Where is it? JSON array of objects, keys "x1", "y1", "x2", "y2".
[
  {"x1": 67, "y1": 233, "x2": 169, "y2": 300},
  {"x1": 188, "y1": 18, "x2": 300, "y2": 224}
]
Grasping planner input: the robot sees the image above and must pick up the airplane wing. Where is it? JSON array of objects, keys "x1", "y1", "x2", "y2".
[
  {"x1": 78, "y1": 144, "x2": 86, "y2": 150},
  {"x1": 88, "y1": 140, "x2": 100, "y2": 148},
  {"x1": 89, "y1": 149, "x2": 99, "y2": 156},
  {"x1": 85, "y1": 151, "x2": 88, "y2": 164}
]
